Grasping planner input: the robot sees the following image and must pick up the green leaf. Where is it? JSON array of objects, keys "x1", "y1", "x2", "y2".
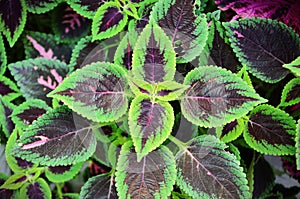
[
  {"x1": 181, "y1": 66, "x2": 266, "y2": 127},
  {"x1": 244, "y1": 105, "x2": 296, "y2": 155},
  {"x1": 0, "y1": 97, "x2": 15, "y2": 138},
  {"x1": 127, "y1": 76, "x2": 153, "y2": 96},
  {"x1": 0, "y1": 76, "x2": 21, "y2": 102},
  {"x1": 0, "y1": 173, "x2": 27, "y2": 190},
  {"x1": 12, "y1": 106, "x2": 97, "y2": 166},
  {"x1": 224, "y1": 17, "x2": 300, "y2": 83},
  {"x1": 156, "y1": 81, "x2": 189, "y2": 101},
  {"x1": 0, "y1": 173, "x2": 15, "y2": 199},
  {"x1": 0, "y1": 35, "x2": 7, "y2": 76},
  {"x1": 11, "y1": 99, "x2": 51, "y2": 130},
  {"x1": 26, "y1": 0, "x2": 60, "y2": 14},
  {"x1": 79, "y1": 174, "x2": 117, "y2": 199},
  {"x1": 0, "y1": 0, "x2": 27, "y2": 47},
  {"x1": 283, "y1": 56, "x2": 300, "y2": 77},
  {"x1": 115, "y1": 141, "x2": 176, "y2": 199},
  {"x1": 48, "y1": 62, "x2": 128, "y2": 123},
  {"x1": 150, "y1": 0, "x2": 208, "y2": 63},
  {"x1": 132, "y1": 22, "x2": 176, "y2": 84},
  {"x1": 129, "y1": 95, "x2": 174, "y2": 161},
  {"x1": 66, "y1": 0, "x2": 105, "y2": 19},
  {"x1": 280, "y1": 78, "x2": 300, "y2": 107},
  {"x1": 176, "y1": 135, "x2": 250, "y2": 199},
  {"x1": 216, "y1": 118, "x2": 245, "y2": 143},
  {"x1": 296, "y1": 119, "x2": 300, "y2": 170},
  {"x1": 20, "y1": 178, "x2": 51, "y2": 199},
  {"x1": 45, "y1": 162, "x2": 83, "y2": 183},
  {"x1": 8, "y1": 58, "x2": 69, "y2": 105},
  {"x1": 92, "y1": 2, "x2": 128, "y2": 41}
]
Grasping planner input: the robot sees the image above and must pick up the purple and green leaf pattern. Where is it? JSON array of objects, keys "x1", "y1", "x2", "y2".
[
  {"x1": 224, "y1": 17, "x2": 300, "y2": 83},
  {"x1": 49, "y1": 62, "x2": 128, "y2": 123},
  {"x1": 66, "y1": 0, "x2": 106, "y2": 19},
  {"x1": 92, "y1": 2, "x2": 128, "y2": 41},
  {"x1": 181, "y1": 66, "x2": 266, "y2": 128},
  {"x1": 0, "y1": 35, "x2": 7, "y2": 76},
  {"x1": 132, "y1": 22, "x2": 176, "y2": 84},
  {"x1": 24, "y1": 31, "x2": 74, "y2": 63},
  {"x1": 280, "y1": 78, "x2": 300, "y2": 107},
  {"x1": 0, "y1": 76, "x2": 21, "y2": 102},
  {"x1": 115, "y1": 141, "x2": 176, "y2": 198},
  {"x1": 79, "y1": 174, "x2": 117, "y2": 199},
  {"x1": 20, "y1": 178, "x2": 51, "y2": 199},
  {"x1": 0, "y1": 174, "x2": 14, "y2": 199},
  {"x1": 0, "y1": 173, "x2": 28, "y2": 190},
  {"x1": 45, "y1": 162, "x2": 83, "y2": 183},
  {"x1": 26, "y1": 0, "x2": 60, "y2": 14},
  {"x1": 244, "y1": 104, "x2": 296, "y2": 155},
  {"x1": 12, "y1": 106, "x2": 97, "y2": 166},
  {"x1": 8, "y1": 58, "x2": 69, "y2": 105},
  {"x1": 0, "y1": 97, "x2": 15, "y2": 138},
  {"x1": 216, "y1": 118, "x2": 245, "y2": 143},
  {"x1": 0, "y1": 0, "x2": 27, "y2": 47},
  {"x1": 11, "y1": 99, "x2": 51, "y2": 130},
  {"x1": 150, "y1": 0, "x2": 208, "y2": 63},
  {"x1": 283, "y1": 56, "x2": 300, "y2": 77},
  {"x1": 176, "y1": 135, "x2": 250, "y2": 199},
  {"x1": 52, "y1": 4, "x2": 91, "y2": 43},
  {"x1": 129, "y1": 95, "x2": 174, "y2": 161}
]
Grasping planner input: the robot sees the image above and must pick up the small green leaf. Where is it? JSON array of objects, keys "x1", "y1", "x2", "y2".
[
  {"x1": 45, "y1": 162, "x2": 84, "y2": 183},
  {"x1": 216, "y1": 118, "x2": 245, "y2": 143},
  {"x1": 156, "y1": 81, "x2": 189, "y2": 101},
  {"x1": 283, "y1": 56, "x2": 300, "y2": 77},
  {"x1": 49, "y1": 62, "x2": 128, "y2": 123},
  {"x1": 92, "y1": 2, "x2": 128, "y2": 41},
  {"x1": 20, "y1": 178, "x2": 51, "y2": 199},
  {"x1": 176, "y1": 135, "x2": 250, "y2": 199},
  {"x1": 132, "y1": 22, "x2": 176, "y2": 84},
  {"x1": 129, "y1": 95, "x2": 174, "y2": 161},
  {"x1": 0, "y1": 35, "x2": 7, "y2": 76},
  {"x1": 0, "y1": 173, "x2": 27, "y2": 190},
  {"x1": 127, "y1": 76, "x2": 153, "y2": 96},
  {"x1": 280, "y1": 78, "x2": 300, "y2": 107},
  {"x1": 115, "y1": 141, "x2": 176, "y2": 199},
  {"x1": 181, "y1": 66, "x2": 266, "y2": 127},
  {"x1": 244, "y1": 105, "x2": 296, "y2": 155}
]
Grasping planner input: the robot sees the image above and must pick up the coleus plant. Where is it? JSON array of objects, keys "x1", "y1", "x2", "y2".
[{"x1": 1, "y1": 0, "x2": 300, "y2": 198}]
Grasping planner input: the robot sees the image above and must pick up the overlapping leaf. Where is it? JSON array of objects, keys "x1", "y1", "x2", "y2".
[
  {"x1": 224, "y1": 18, "x2": 300, "y2": 83},
  {"x1": 0, "y1": 76, "x2": 20, "y2": 102},
  {"x1": 51, "y1": 4, "x2": 91, "y2": 43},
  {"x1": 49, "y1": 62, "x2": 128, "y2": 123},
  {"x1": 45, "y1": 162, "x2": 83, "y2": 183},
  {"x1": 92, "y1": 2, "x2": 128, "y2": 41},
  {"x1": 0, "y1": 174, "x2": 14, "y2": 198},
  {"x1": 280, "y1": 78, "x2": 300, "y2": 107},
  {"x1": 132, "y1": 22, "x2": 176, "y2": 84},
  {"x1": 79, "y1": 174, "x2": 117, "y2": 199},
  {"x1": 11, "y1": 99, "x2": 51, "y2": 130},
  {"x1": 0, "y1": 0, "x2": 27, "y2": 47},
  {"x1": 66, "y1": 0, "x2": 106, "y2": 19},
  {"x1": 115, "y1": 141, "x2": 176, "y2": 198},
  {"x1": 8, "y1": 58, "x2": 69, "y2": 105},
  {"x1": 0, "y1": 36, "x2": 6, "y2": 76},
  {"x1": 26, "y1": 0, "x2": 60, "y2": 14},
  {"x1": 176, "y1": 135, "x2": 250, "y2": 199},
  {"x1": 129, "y1": 95, "x2": 174, "y2": 160},
  {"x1": 244, "y1": 105, "x2": 296, "y2": 155},
  {"x1": 0, "y1": 173, "x2": 28, "y2": 190},
  {"x1": 24, "y1": 31, "x2": 74, "y2": 63},
  {"x1": 20, "y1": 178, "x2": 51, "y2": 199},
  {"x1": 181, "y1": 66, "x2": 266, "y2": 127},
  {"x1": 12, "y1": 106, "x2": 97, "y2": 166},
  {"x1": 150, "y1": 0, "x2": 208, "y2": 63}
]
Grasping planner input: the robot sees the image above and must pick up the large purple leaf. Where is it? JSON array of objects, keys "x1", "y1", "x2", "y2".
[
  {"x1": 79, "y1": 174, "x2": 117, "y2": 199},
  {"x1": 26, "y1": 0, "x2": 60, "y2": 14},
  {"x1": 132, "y1": 22, "x2": 176, "y2": 84},
  {"x1": 176, "y1": 135, "x2": 250, "y2": 198},
  {"x1": 129, "y1": 96, "x2": 174, "y2": 160},
  {"x1": 24, "y1": 31, "x2": 74, "y2": 63},
  {"x1": 115, "y1": 141, "x2": 176, "y2": 198},
  {"x1": 150, "y1": 0, "x2": 208, "y2": 63},
  {"x1": 20, "y1": 178, "x2": 51, "y2": 199},
  {"x1": 49, "y1": 62, "x2": 128, "y2": 123},
  {"x1": 8, "y1": 58, "x2": 69, "y2": 105},
  {"x1": 215, "y1": 0, "x2": 300, "y2": 35},
  {"x1": 52, "y1": 3, "x2": 91, "y2": 43},
  {"x1": 0, "y1": 0, "x2": 26, "y2": 47},
  {"x1": 13, "y1": 106, "x2": 97, "y2": 166},
  {"x1": 66, "y1": 0, "x2": 106, "y2": 19},
  {"x1": 224, "y1": 17, "x2": 300, "y2": 83}
]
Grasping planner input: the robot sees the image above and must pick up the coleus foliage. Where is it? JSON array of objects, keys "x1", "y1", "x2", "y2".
[{"x1": 1, "y1": 0, "x2": 300, "y2": 198}]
